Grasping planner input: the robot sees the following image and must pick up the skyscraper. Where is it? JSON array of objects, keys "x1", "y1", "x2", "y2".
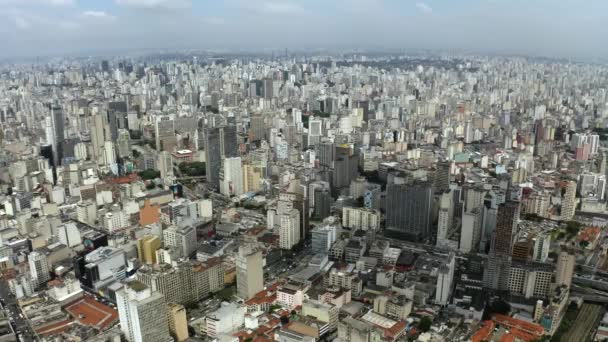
[
  {"x1": 493, "y1": 201, "x2": 520, "y2": 256},
  {"x1": 205, "y1": 125, "x2": 238, "y2": 190},
  {"x1": 434, "y1": 160, "x2": 451, "y2": 192},
  {"x1": 28, "y1": 250, "x2": 50, "y2": 288},
  {"x1": 49, "y1": 103, "x2": 65, "y2": 166},
  {"x1": 116, "y1": 281, "x2": 172, "y2": 342},
  {"x1": 236, "y1": 245, "x2": 264, "y2": 300},
  {"x1": 279, "y1": 208, "x2": 300, "y2": 250},
  {"x1": 385, "y1": 182, "x2": 434, "y2": 241},
  {"x1": 561, "y1": 180, "x2": 577, "y2": 221},
  {"x1": 555, "y1": 250, "x2": 575, "y2": 288}
]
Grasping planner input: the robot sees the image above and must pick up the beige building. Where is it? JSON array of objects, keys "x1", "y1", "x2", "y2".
[
  {"x1": 137, "y1": 235, "x2": 161, "y2": 265},
  {"x1": 167, "y1": 303, "x2": 189, "y2": 341}
]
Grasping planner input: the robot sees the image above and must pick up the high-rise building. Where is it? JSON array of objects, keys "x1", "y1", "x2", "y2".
[
  {"x1": 137, "y1": 235, "x2": 161, "y2": 265},
  {"x1": 279, "y1": 208, "x2": 300, "y2": 250},
  {"x1": 163, "y1": 225, "x2": 197, "y2": 259},
  {"x1": 49, "y1": 103, "x2": 65, "y2": 166},
  {"x1": 155, "y1": 116, "x2": 177, "y2": 152},
  {"x1": 555, "y1": 250, "x2": 575, "y2": 288},
  {"x1": 116, "y1": 281, "x2": 172, "y2": 342},
  {"x1": 28, "y1": 250, "x2": 50, "y2": 288},
  {"x1": 561, "y1": 180, "x2": 577, "y2": 221},
  {"x1": 385, "y1": 182, "x2": 434, "y2": 241},
  {"x1": 220, "y1": 157, "x2": 244, "y2": 196},
  {"x1": 460, "y1": 208, "x2": 482, "y2": 253},
  {"x1": 205, "y1": 125, "x2": 238, "y2": 190},
  {"x1": 435, "y1": 253, "x2": 455, "y2": 306},
  {"x1": 493, "y1": 201, "x2": 520, "y2": 256},
  {"x1": 311, "y1": 221, "x2": 338, "y2": 255},
  {"x1": 436, "y1": 190, "x2": 454, "y2": 247},
  {"x1": 434, "y1": 160, "x2": 451, "y2": 192},
  {"x1": 236, "y1": 245, "x2": 264, "y2": 300},
  {"x1": 157, "y1": 151, "x2": 174, "y2": 180},
  {"x1": 167, "y1": 303, "x2": 189, "y2": 342}
]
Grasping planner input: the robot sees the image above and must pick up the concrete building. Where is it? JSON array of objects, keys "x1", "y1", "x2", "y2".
[
  {"x1": 236, "y1": 245, "x2": 264, "y2": 300},
  {"x1": 555, "y1": 250, "x2": 575, "y2": 288},
  {"x1": 163, "y1": 225, "x2": 197, "y2": 258},
  {"x1": 167, "y1": 303, "x2": 189, "y2": 341},
  {"x1": 137, "y1": 235, "x2": 161, "y2": 265},
  {"x1": 116, "y1": 281, "x2": 172, "y2": 342}
]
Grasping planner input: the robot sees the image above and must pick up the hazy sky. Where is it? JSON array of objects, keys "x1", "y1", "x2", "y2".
[{"x1": 1, "y1": 0, "x2": 607, "y2": 59}]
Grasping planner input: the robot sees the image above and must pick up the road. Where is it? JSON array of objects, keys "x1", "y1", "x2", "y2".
[{"x1": 0, "y1": 279, "x2": 37, "y2": 341}]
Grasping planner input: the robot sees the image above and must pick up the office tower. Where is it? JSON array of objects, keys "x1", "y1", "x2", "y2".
[
  {"x1": 137, "y1": 235, "x2": 161, "y2": 265},
  {"x1": 465, "y1": 185, "x2": 486, "y2": 213},
  {"x1": 482, "y1": 255, "x2": 511, "y2": 291},
  {"x1": 332, "y1": 145, "x2": 359, "y2": 191},
  {"x1": 313, "y1": 187, "x2": 332, "y2": 219},
  {"x1": 116, "y1": 281, "x2": 172, "y2": 342},
  {"x1": 460, "y1": 208, "x2": 482, "y2": 253},
  {"x1": 555, "y1": 250, "x2": 575, "y2": 288},
  {"x1": 436, "y1": 190, "x2": 454, "y2": 247},
  {"x1": 561, "y1": 180, "x2": 577, "y2": 221},
  {"x1": 481, "y1": 191, "x2": 499, "y2": 253},
  {"x1": 385, "y1": 182, "x2": 434, "y2": 241},
  {"x1": 157, "y1": 151, "x2": 174, "y2": 179},
  {"x1": 317, "y1": 141, "x2": 334, "y2": 168},
  {"x1": 242, "y1": 163, "x2": 263, "y2": 193},
  {"x1": 103, "y1": 141, "x2": 116, "y2": 166},
  {"x1": 167, "y1": 303, "x2": 189, "y2": 341},
  {"x1": 163, "y1": 225, "x2": 197, "y2": 258},
  {"x1": 101, "y1": 60, "x2": 110, "y2": 73},
  {"x1": 435, "y1": 253, "x2": 455, "y2": 306},
  {"x1": 76, "y1": 247, "x2": 127, "y2": 290},
  {"x1": 49, "y1": 103, "x2": 65, "y2": 166},
  {"x1": 434, "y1": 160, "x2": 451, "y2": 192},
  {"x1": 89, "y1": 111, "x2": 109, "y2": 166},
  {"x1": 493, "y1": 201, "x2": 520, "y2": 256},
  {"x1": 263, "y1": 78, "x2": 273, "y2": 99},
  {"x1": 28, "y1": 250, "x2": 50, "y2": 288},
  {"x1": 116, "y1": 129, "x2": 131, "y2": 158},
  {"x1": 205, "y1": 125, "x2": 238, "y2": 190},
  {"x1": 532, "y1": 233, "x2": 550, "y2": 262},
  {"x1": 311, "y1": 222, "x2": 338, "y2": 255},
  {"x1": 279, "y1": 208, "x2": 300, "y2": 250},
  {"x1": 155, "y1": 116, "x2": 177, "y2": 152},
  {"x1": 249, "y1": 114, "x2": 266, "y2": 142},
  {"x1": 236, "y1": 245, "x2": 264, "y2": 300},
  {"x1": 220, "y1": 157, "x2": 244, "y2": 196}
]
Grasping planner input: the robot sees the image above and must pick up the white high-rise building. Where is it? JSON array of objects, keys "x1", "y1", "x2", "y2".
[
  {"x1": 116, "y1": 281, "x2": 172, "y2": 342},
  {"x1": 460, "y1": 208, "x2": 482, "y2": 253},
  {"x1": 236, "y1": 245, "x2": 264, "y2": 300},
  {"x1": 436, "y1": 190, "x2": 454, "y2": 247},
  {"x1": 157, "y1": 151, "x2": 174, "y2": 180},
  {"x1": 279, "y1": 208, "x2": 300, "y2": 250},
  {"x1": 435, "y1": 253, "x2": 455, "y2": 306},
  {"x1": 28, "y1": 250, "x2": 50, "y2": 288},
  {"x1": 220, "y1": 157, "x2": 244, "y2": 196},
  {"x1": 556, "y1": 251, "x2": 575, "y2": 288},
  {"x1": 163, "y1": 225, "x2": 197, "y2": 258},
  {"x1": 104, "y1": 141, "x2": 116, "y2": 166}
]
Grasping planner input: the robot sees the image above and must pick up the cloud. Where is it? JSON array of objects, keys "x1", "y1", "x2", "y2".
[
  {"x1": 14, "y1": 16, "x2": 30, "y2": 29},
  {"x1": 82, "y1": 11, "x2": 116, "y2": 19},
  {"x1": 259, "y1": 1, "x2": 304, "y2": 14},
  {"x1": 115, "y1": 0, "x2": 191, "y2": 10},
  {"x1": 0, "y1": 0, "x2": 75, "y2": 6},
  {"x1": 416, "y1": 2, "x2": 433, "y2": 13},
  {"x1": 202, "y1": 17, "x2": 225, "y2": 25}
]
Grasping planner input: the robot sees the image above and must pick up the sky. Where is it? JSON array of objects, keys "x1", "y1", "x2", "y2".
[{"x1": 0, "y1": 0, "x2": 607, "y2": 60}]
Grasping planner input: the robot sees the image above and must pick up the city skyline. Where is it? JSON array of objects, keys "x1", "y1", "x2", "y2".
[{"x1": 1, "y1": 0, "x2": 608, "y2": 60}]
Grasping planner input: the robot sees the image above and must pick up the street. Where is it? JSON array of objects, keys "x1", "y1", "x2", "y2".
[{"x1": 0, "y1": 279, "x2": 37, "y2": 342}]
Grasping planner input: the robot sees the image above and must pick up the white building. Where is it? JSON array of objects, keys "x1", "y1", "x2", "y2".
[
  {"x1": 236, "y1": 245, "x2": 264, "y2": 300},
  {"x1": 76, "y1": 200, "x2": 97, "y2": 226},
  {"x1": 279, "y1": 209, "x2": 300, "y2": 250},
  {"x1": 342, "y1": 207, "x2": 380, "y2": 231},
  {"x1": 28, "y1": 250, "x2": 50, "y2": 288},
  {"x1": 220, "y1": 157, "x2": 244, "y2": 196},
  {"x1": 116, "y1": 281, "x2": 172, "y2": 342},
  {"x1": 57, "y1": 222, "x2": 82, "y2": 248},
  {"x1": 203, "y1": 302, "x2": 246, "y2": 338},
  {"x1": 435, "y1": 253, "x2": 455, "y2": 306},
  {"x1": 163, "y1": 225, "x2": 197, "y2": 258}
]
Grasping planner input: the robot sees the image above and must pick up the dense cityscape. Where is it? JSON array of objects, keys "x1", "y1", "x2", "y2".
[{"x1": 2, "y1": 28, "x2": 608, "y2": 342}]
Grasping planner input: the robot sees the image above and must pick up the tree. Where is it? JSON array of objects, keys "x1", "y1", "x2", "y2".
[
  {"x1": 139, "y1": 169, "x2": 160, "y2": 180},
  {"x1": 419, "y1": 316, "x2": 432, "y2": 332},
  {"x1": 132, "y1": 149, "x2": 141, "y2": 158},
  {"x1": 179, "y1": 162, "x2": 206, "y2": 177}
]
